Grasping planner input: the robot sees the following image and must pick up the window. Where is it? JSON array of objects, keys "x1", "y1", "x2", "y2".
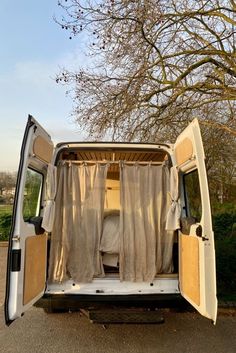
[
  {"x1": 183, "y1": 170, "x2": 202, "y2": 223},
  {"x1": 23, "y1": 168, "x2": 43, "y2": 221}
]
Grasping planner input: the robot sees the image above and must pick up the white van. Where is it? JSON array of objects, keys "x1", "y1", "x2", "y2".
[{"x1": 4, "y1": 116, "x2": 217, "y2": 325}]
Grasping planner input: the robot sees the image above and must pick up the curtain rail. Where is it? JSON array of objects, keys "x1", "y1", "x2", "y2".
[{"x1": 60, "y1": 160, "x2": 164, "y2": 165}]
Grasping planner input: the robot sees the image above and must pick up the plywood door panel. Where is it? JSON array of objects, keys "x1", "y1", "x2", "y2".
[
  {"x1": 175, "y1": 138, "x2": 193, "y2": 166},
  {"x1": 33, "y1": 135, "x2": 53, "y2": 163},
  {"x1": 180, "y1": 234, "x2": 200, "y2": 306},
  {"x1": 23, "y1": 234, "x2": 47, "y2": 305}
]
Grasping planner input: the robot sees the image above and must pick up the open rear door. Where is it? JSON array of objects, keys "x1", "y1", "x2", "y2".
[
  {"x1": 174, "y1": 118, "x2": 217, "y2": 323},
  {"x1": 5, "y1": 115, "x2": 54, "y2": 325}
]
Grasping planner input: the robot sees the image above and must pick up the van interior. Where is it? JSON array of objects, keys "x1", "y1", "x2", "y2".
[{"x1": 44, "y1": 146, "x2": 179, "y2": 294}]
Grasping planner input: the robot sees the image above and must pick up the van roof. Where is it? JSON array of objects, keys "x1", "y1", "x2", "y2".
[{"x1": 56, "y1": 141, "x2": 172, "y2": 149}]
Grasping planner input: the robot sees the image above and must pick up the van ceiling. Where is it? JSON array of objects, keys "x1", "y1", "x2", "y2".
[
  {"x1": 59, "y1": 149, "x2": 169, "y2": 176},
  {"x1": 61, "y1": 149, "x2": 167, "y2": 163}
]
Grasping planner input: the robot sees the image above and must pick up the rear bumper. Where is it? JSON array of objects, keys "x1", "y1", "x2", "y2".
[{"x1": 35, "y1": 293, "x2": 188, "y2": 311}]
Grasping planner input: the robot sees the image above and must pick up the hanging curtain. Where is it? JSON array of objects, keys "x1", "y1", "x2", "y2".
[
  {"x1": 48, "y1": 162, "x2": 108, "y2": 283},
  {"x1": 42, "y1": 164, "x2": 57, "y2": 232},
  {"x1": 119, "y1": 163, "x2": 174, "y2": 282},
  {"x1": 165, "y1": 166, "x2": 181, "y2": 231}
]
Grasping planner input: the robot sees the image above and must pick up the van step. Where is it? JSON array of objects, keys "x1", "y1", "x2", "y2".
[{"x1": 81, "y1": 308, "x2": 165, "y2": 324}]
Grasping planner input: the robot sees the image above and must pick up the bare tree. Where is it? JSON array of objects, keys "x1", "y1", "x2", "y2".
[
  {"x1": 0, "y1": 172, "x2": 16, "y2": 197},
  {"x1": 201, "y1": 116, "x2": 236, "y2": 203},
  {"x1": 57, "y1": 0, "x2": 236, "y2": 141}
]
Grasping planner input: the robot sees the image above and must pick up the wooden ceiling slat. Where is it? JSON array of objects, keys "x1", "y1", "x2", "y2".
[
  {"x1": 149, "y1": 152, "x2": 155, "y2": 161},
  {"x1": 139, "y1": 153, "x2": 147, "y2": 161},
  {"x1": 126, "y1": 153, "x2": 131, "y2": 161},
  {"x1": 83, "y1": 152, "x2": 91, "y2": 160},
  {"x1": 134, "y1": 153, "x2": 140, "y2": 161},
  {"x1": 148, "y1": 153, "x2": 155, "y2": 161},
  {"x1": 77, "y1": 152, "x2": 84, "y2": 160},
  {"x1": 153, "y1": 152, "x2": 163, "y2": 161},
  {"x1": 120, "y1": 153, "x2": 126, "y2": 161},
  {"x1": 129, "y1": 153, "x2": 136, "y2": 161},
  {"x1": 90, "y1": 151, "x2": 97, "y2": 160},
  {"x1": 115, "y1": 152, "x2": 121, "y2": 160}
]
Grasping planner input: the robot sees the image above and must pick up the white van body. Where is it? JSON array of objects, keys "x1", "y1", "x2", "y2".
[{"x1": 5, "y1": 116, "x2": 217, "y2": 325}]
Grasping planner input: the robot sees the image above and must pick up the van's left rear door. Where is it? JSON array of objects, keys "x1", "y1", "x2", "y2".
[{"x1": 5, "y1": 115, "x2": 54, "y2": 325}]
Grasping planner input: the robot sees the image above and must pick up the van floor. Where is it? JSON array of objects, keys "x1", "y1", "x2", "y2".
[{"x1": 46, "y1": 274, "x2": 180, "y2": 296}]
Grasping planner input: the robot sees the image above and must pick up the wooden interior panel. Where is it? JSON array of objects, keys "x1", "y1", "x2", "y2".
[
  {"x1": 105, "y1": 179, "x2": 120, "y2": 209},
  {"x1": 33, "y1": 135, "x2": 53, "y2": 163},
  {"x1": 23, "y1": 234, "x2": 47, "y2": 305},
  {"x1": 175, "y1": 138, "x2": 193, "y2": 166},
  {"x1": 107, "y1": 171, "x2": 119, "y2": 180},
  {"x1": 180, "y1": 234, "x2": 200, "y2": 306}
]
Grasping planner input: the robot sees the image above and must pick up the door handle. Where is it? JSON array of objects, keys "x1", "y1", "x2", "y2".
[{"x1": 196, "y1": 225, "x2": 209, "y2": 241}]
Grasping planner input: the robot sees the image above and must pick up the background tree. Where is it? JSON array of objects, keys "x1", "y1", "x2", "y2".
[
  {"x1": 57, "y1": 0, "x2": 236, "y2": 138},
  {"x1": 0, "y1": 172, "x2": 16, "y2": 197},
  {"x1": 57, "y1": 0, "x2": 236, "y2": 200}
]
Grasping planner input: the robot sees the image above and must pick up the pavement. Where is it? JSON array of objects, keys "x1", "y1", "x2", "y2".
[{"x1": 0, "y1": 245, "x2": 236, "y2": 353}]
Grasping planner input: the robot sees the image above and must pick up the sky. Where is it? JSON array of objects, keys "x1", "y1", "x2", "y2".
[{"x1": 0, "y1": 1, "x2": 87, "y2": 171}]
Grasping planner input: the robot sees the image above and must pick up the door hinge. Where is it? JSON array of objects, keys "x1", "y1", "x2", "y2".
[
  {"x1": 12, "y1": 235, "x2": 20, "y2": 242},
  {"x1": 11, "y1": 249, "x2": 21, "y2": 272}
]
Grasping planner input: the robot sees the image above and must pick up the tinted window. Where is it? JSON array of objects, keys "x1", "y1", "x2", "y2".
[
  {"x1": 23, "y1": 169, "x2": 43, "y2": 221},
  {"x1": 183, "y1": 170, "x2": 202, "y2": 222}
]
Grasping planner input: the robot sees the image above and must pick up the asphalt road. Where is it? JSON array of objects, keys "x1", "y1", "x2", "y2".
[{"x1": 0, "y1": 246, "x2": 236, "y2": 353}]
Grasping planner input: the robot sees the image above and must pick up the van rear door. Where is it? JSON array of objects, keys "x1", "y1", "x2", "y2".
[
  {"x1": 5, "y1": 115, "x2": 53, "y2": 325},
  {"x1": 174, "y1": 118, "x2": 217, "y2": 323}
]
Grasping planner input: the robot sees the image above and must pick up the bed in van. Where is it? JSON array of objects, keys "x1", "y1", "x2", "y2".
[{"x1": 4, "y1": 115, "x2": 217, "y2": 325}]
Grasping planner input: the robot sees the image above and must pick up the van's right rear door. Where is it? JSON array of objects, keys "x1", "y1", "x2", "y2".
[{"x1": 174, "y1": 119, "x2": 217, "y2": 323}]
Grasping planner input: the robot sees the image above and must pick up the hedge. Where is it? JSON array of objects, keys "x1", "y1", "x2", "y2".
[
  {"x1": 0, "y1": 207, "x2": 235, "y2": 299},
  {"x1": 212, "y1": 210, "x2": 236, "y2": 299},
  {"x1": 0, "y1": 213, "x2": 12, "y2": 241}
]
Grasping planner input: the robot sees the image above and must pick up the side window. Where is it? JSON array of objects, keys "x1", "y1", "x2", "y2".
[
  {"x1": 183, "y1": 170, "x2": 202, "y2": 223},
  {"x1": 23, "y1": 168, "x2": 43, "y2": 221}
]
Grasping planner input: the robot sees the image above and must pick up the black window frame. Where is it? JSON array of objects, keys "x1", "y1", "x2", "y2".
[
  {"x1": 183, "y1": 169, "x2": 202, "y2": 223},
  {"x1": 22, "y1": 166, "x2": 44, "y2": 222}
]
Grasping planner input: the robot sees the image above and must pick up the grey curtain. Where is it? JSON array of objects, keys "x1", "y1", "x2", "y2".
[
  {"x1": 119, "y1": 163, "x2": 174, "y2": 282},
  {"x1": 48, "y1": 162, "x2": 108, "y2": 283}
]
